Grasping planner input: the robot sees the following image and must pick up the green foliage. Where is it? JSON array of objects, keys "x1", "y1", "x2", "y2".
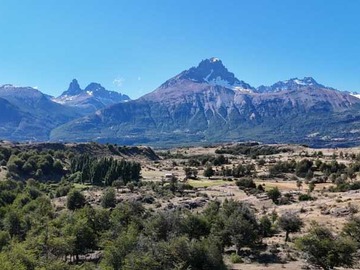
[
  {"x1": 183, "y1": 167, "x2": 198, "y2": 179},
  {"x1": 203, "y1": 165, "x2": 214, "y2": 179},
  {"x1": 181, "y1": 213, "x2": 210, "y2": 240},
  {"x1": 66, "y1": 190, "x2": 86, "y2": 210},
  {"x1": 269, "y1": 160, "x2": 296, "y2": 177},
  {"x1": 66, "y1": 217, "x2": 96, "y2": 259},
  {"x1": 296, "y1": 224, "x2": 357, "y2": 270},
  {"x1": 221, "y1": 200, "x2": 260, "y2": 253},
  {"x1": 101, "y1": 226, "x2": 138, "y2": 270},
  {"x1": 236, "y1": 178, "x2": 256, "y2": 190},
  {"x1": 329, "y1": 181, "x2": 360, "y2": 192},
  {"x1": 0, "y1": 243, "x2": 37, "y2": 270},
  {"x1": 266, "y1": 187, "x2": 281, "y2": 204},
  {"x1": 298, "y1": 193, "x2": 314, "y2": 201},
  {"x1": 259, "y1": 215, "x2": 272, "y2": 237},
  {"x1": 0, "y1": 231, "x2": 10, "y2": 251},
  {"x1": 0, "y1": 180, "x2": 22, "y2": 206},
  {"x1": 70, "y1": 155, "x2": 141, "y2": 186},
  {"x1": 295, "y1": 159, "x2": 313, "y2": 178},
  {"x1": 112, "y1": 179, "x2": 124, "y2": 190},
  {"x1": 342, "y1": 216, "x2": 360, "y2": 248},
  {"x1": 229, "y1": 253, "x2": 243, "y2": 263},
  {"x1": 55, "y1": 183, "x2": 71, "y2": 197},
  {"x1": 319, "y1": 160, "x2": 347, "y2": 176},
  {"x1": 0, "y1": 161, "x2": 272, "y2": 270},
  {"x1": 6, "y1": 150, "x2": 66, "y2": 181},
  {"x1": 3, "y1": 209, "x2": 26, "y2": 239},
  {"x1": 101, "y1": 188, "x2": 116, "y2": 208},
  {"x1": 216, "y1": 143, "x2": 289, "y2": 157},
  {"x1": 308, "y1": 181, "x2": 316, "y2": 192},
  {"x1": 230, "y1": 164, "x2": 255, "y2": 177},
  {"x1": 278, "y1": 212, "x2": 303, "y2": 242},
  {"x1": 213, "y1": 155, "x2": 228, "y2": 166}
]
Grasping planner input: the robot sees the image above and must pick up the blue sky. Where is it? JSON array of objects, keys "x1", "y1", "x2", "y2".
[{"x1": 0, "y1": 0, "x2": 359, "y2": 99}]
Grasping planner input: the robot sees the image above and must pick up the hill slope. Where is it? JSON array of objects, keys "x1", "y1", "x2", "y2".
[{"x1": 0, "y1": 84, "x2": 81, "y2": 141}]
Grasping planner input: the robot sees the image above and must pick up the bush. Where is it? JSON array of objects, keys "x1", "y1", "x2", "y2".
[
  {"x1": 229, "y1": 253, "x2": 243, "y2": 263},
  {"x1": 298, "y1": 194, "x2": 314, "y2": 201},
  {"x1": 66, "y1": 190, "x2": 86, "y2": 210},
  {"x1": 0, "y1": 231, "x2": 10, "y2": 251},
  {"x1": 55, "y1": 185, "x2": 71, "y2": 197},
  {"x1": 266, "y1": 187, "x2": 281, "y2": 204},
  {"x1": 296, "y1": 224, "x2": 356, "y2": 270},
  {"x1": 236, "y1": 178, "x2": 256, "y2": 189},
  {"x1": 101, "y1": 188, "x2": 116, "y2": 208},
  {"x1": 295, "y1": 159, "x2": 313, "y2": 178},
  {"x1": 349, "y1": 181, "x2": 360, "y2": 190}
]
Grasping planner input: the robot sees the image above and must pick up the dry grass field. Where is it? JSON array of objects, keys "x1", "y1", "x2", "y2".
[{"x1": 138, "y1": 143, "x2": 360, "y2": 269}]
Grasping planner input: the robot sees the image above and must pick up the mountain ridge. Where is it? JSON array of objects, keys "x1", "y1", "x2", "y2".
[
  {"x1": 1, "y1": 58, "x2": 360, "y2": 147},
  {"x1": 50, "y1": 58, "x2": 360, "y2": 147},
  {"x1": 53, "y1": 79, "x2": 130, "y2": 113}
]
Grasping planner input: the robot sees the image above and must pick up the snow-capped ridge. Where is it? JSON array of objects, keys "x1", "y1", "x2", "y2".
[
  {"x1": 350, "y1": 92, "x2": 360, "y2": 100},
  {"x1": 54, "y1": 79, "x2": 130, "y2": 112},
  {"x1": 257, "y1": 77, "x2": 327, "y2": 93},
  {"x1": 160, "y1": 57, "x2": 255, "y2": 91}
]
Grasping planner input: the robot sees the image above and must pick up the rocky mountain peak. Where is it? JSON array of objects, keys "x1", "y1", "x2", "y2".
[
  {"x1": 62, "y1": 79, "x2": 82, "y2": 96},
  {"x1": 284, "y1": 77, "x2": 324, "y2": 87},
  {"x1": 54, "y1": 80, "x2": 130, "y2": 112},
  {"x1": 257, "y1": 77, "x2": 327, "y2": 93},
  {"x1": 160, "y1": 58, "x2": 254, "y2": 91},
  {"x1": 84, "y1": 82, "x2": 106, "y2": 92}
]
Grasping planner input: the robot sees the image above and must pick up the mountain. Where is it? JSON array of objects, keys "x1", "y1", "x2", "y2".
[
  {"x1": 0, "y1": 97, "x2": 26, "y2": 139},
  {"x1": 50, "y1": 58, "x2": 360, "y2": 147},
  {"x1": 60, "y1": 79, "x2": 83, "y2": 96},
  {"x1": 54, "y1": 79, "x2": 130, "y2": 113},
  {"x1": 257, "y1": 77, "x2": 327, "y2": 93},
  {"x1": 161, "y1": 57, "x2": 254, "y2": 91},
  {"x1": 0, "y1": 84, "x2": 81, "y2": 141}
]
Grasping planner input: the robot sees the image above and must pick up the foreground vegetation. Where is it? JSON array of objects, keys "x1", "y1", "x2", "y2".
[{"x1": 1, "y1": 142, "x2": 360, "y2": 269}]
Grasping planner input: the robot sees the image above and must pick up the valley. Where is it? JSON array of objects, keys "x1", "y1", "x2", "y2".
[
  {"x1": 2, "y1": 2, "x2": 360, "y2": 269},
  {"x1": 1, "y1": 141, "x2": 360, "y2": 269}
]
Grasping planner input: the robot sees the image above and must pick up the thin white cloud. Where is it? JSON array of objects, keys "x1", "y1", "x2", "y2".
[{"x1": 113, "y1": 77, "x2": 125, "y2": 88}]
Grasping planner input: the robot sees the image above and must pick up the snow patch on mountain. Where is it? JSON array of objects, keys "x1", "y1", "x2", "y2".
[
  {"x1": 350, "y1": 93, "x2": 360, "y2": 99},
  {"x1": 207, "y1": 76, "x2": 253, "y2": 92}
]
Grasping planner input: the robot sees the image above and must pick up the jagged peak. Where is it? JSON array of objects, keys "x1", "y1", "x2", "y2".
[
  {"x1": 284, "y1": 77, "x2": 323, "y2": 87},
  {"x1": 84, "y1": 82, "x2": 106, "y2": 92},
  {"x1": 60, "y1": 79, "x2": 83, "y2": 97},
  {"x1": 160, "y1": 58, "x2": 254, "y2": 91},
  {"x1": 257, "y1": 77, "x2": 327, "y2": 93}
]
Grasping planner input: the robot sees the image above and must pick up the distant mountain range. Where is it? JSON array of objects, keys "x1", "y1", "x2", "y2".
[
  {"x1": 0, "y1": 81, "x2": 129, "y2": 141},
  {"x1": 53, "y1": 79, "x2": 130, "y2": 113},
  {"x1": 1, "y1": 58, "x2": 360, "y2": 147}
]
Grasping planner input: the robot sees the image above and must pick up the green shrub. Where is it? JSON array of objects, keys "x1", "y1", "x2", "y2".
[
  {"x1": 298, "y1": 194, "x2": 314, "y2": 201},
  {"x1": 230, "y1": 253, "x2": 243, "y2": 263},
  {"x1": 236, "y1": 178, "x2": 256, "y2": 189}
]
